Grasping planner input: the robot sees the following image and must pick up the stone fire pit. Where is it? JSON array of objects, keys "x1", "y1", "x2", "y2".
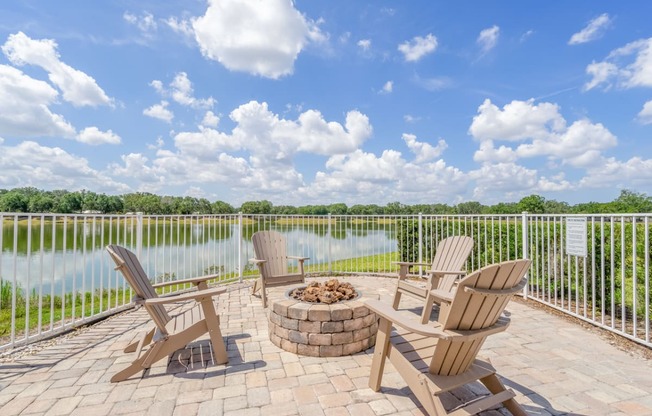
[{"x1": 268, "y1": 279, "x2": 378, "y2": 357}]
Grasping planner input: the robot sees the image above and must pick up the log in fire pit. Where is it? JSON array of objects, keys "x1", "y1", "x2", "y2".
[
  {"x1": 288, "y1": 279, "x2": 357, "y2": 304},
  {"x1": 268, "y1": 279, "x2": 378, "y2": 357}
]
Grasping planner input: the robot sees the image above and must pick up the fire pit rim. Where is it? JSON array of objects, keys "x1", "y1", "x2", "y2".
[{"x1": 284, "y1": 283, "x2": 362, "y2": 303}]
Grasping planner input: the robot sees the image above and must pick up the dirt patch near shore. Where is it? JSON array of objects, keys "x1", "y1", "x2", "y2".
[{"x1": 511, "y1": 296, "x2": 652, "y2": 361}]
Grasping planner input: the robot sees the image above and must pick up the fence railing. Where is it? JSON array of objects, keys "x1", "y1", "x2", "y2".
[{"x1": 1, "y1": 212, "x2": 650, "y2": 351}]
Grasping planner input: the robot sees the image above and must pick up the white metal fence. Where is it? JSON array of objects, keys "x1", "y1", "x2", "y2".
[{"x1": 1, "y1": 212, "x2": 650, "y2": 351}]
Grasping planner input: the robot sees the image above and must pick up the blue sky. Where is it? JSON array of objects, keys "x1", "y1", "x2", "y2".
[{"x1": 1, "y1": 1, "x2": 652, "y2": 206}]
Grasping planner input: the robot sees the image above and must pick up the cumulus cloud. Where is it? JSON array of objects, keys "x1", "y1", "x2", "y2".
[
  {"x1": 143, "y1": 101, "x2": 174, "y2": 123},
  {"x1": 477, "y1": 25, "x2": 500, "y2": 54},
  {"x1": 0, "y1": 64, "x2": 75, "y2": 138},
  {"x1": 0, "y1": 140, "x2": 129, "y2": 193},
  {"x1": 201, "y1": 111, "x2": 220, "y2": 127},
  {"x1": 398, "y1": 33, "x2": 437, "y2": 62},
  {"x1": 380, "y1": 81, "x2": 393, "y2": 94},
  {"x1": 110, "y1": 101, "x2": 373, "y2": 197},
  {"x1": 2, "y1": 32, "x2": 113, "y2": 107},
  {"x1": 469, "y1": 99, "x2": 566, "y2": 142},
  {"x1": 568, "y1": 13, "x2": 612, "y2": 45},
  {"x1": 76, "y1": 127, "x2": 121, "y2": 145},
  {"x1": 638, "y1": 100, "x2": 652, "y2": 124},
  {"x1": 402, "y1": 133, "x2": 447, "y2": 163},
  {"x1": 584, "y1": 37, "x2": 652, "y2": 90},
  {"x1": 469, "y1": 98, "x2": 617, "y2": 169},
  {"x1": 149, "y1": 72, "x2": 215, "y2": 109},
  {"x1": 192, "y1": 0, "x2": 325, "y2": 79},
  {"x1": 165, "y1": 17, "x2": 194, "y2": 38}
]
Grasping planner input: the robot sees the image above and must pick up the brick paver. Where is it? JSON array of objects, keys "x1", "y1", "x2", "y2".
[{"x1": 1, "y1": 276, "x2": 651, "y2": 415}]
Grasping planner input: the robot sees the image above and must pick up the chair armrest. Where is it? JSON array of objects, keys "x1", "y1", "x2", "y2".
[
  {"x1": 392, "y1": 261, "x2": 431, "y2": 267},
  {"x1": 425, "y1": 269, "x2": 466, "y2": 276},
  {"x1": 366, "y1": 299, "x2": 510, "y2": 341},
  {"x1": 142, "y1": 287, "x2": 227, "y2": 305},
  {"x1": 249, "y1": 258, "x2": 267, "y2": 264},
  {"x1": 287, "y1": 256, "x2": 309, "y2": 261},
  {"x1": 365, "y1": 299, "x2": 449, "y2": 338},
  {"x1": 151, "y1": 274, "x2": 218, "y2": 289},
  {"x1": 429, "y1": 288, "x2": 454, "y2": 303}
]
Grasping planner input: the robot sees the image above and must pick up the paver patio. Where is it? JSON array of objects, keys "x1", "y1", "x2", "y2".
[{"x1": 1, "y1": 275, "x2": 651, "y2": 416}]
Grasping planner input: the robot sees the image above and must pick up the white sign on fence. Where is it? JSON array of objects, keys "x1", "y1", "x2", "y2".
[{"x1": 566, "y1": 217, "x2": 587, "y2": 257}]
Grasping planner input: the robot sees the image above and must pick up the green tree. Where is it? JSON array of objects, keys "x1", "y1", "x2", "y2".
[
  {"x1": 456, "y1": 201, "x2": 484, "y2": 215},
  {"x1": 0, "y1": 191, "x2": 29, "y2": 212},
  {"x1": 612, "y1": 189, "x2": 652, "y2": 213},
  {"x1": 327, "y1": 203, "x2": 348, "y2": 215},
  {"x1": 518, "y1": 195, "x2": 545, "y2": 213},
  {"x1": 240, "y1": 200, "x2": 273, "y2": 214},
  {"x1": 211, "y1": 200, "x2": 235, "y2": 214}
]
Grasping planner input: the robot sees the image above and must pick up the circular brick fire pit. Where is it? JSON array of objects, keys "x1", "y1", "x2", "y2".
[{"x1": 267, "y1": 281, "x2": 378, "y2": 357}]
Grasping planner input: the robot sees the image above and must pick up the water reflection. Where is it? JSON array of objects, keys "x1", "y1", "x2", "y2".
[{"x1": 1, "y1": 219, "x2": 398, "y2": 294}]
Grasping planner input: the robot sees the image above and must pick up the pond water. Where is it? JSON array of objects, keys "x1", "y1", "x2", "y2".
[{"x1": 1, "y1": 220, "x2": 399, "y2": 296}]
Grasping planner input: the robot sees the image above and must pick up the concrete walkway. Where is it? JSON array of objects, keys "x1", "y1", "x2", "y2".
[{"x1": 1, "y1": 276, "x2": 651, "y2": 416}]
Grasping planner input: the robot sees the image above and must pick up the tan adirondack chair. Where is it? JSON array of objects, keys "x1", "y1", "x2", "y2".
[
  {"x1": 367, "y1": 259, "x2": 531, "y2": 416},
  {"x1": 249, "y1": 230, "x2": 308, "y2": 308},
  {"x1": 106, "y1": 245, "x2": 228, "y2": 382},
  {"x1": 392, "y1": 236, "x2": 474, "y2": 324}
]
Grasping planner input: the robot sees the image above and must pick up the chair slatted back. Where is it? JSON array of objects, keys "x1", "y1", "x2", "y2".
[
  {"x1": 430, "y1": 259, "x2": 531, "y2": 376},
  {"x1": 106, "y1": 245, "x2": 172, "y2": 333},
  {"x1": 431, "y1": 236, "x2": 474, "y2": 292},
  {"x1": 252, "y1": 231, "x2": 289, "y2": 277}
]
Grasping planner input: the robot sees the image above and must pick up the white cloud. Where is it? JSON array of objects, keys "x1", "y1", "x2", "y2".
[
  {"x1": 2, "y1": 32, "x2": 113, "y2": 107},
  {"x1": 76, "y1": 127, "x2": 121, "y2": 145},
  {"x1": 143, "y1": 101, "x2": 174, "y2": 123},
  {"x1": 579, "y1": 156, "x2": 652, "y2": 189},
  {"x1": 414, "y1": 75, "x2": 453, "y2": 91},
  {"x1": 520, "y1": 30, "x2": 534, "y2": 43},
  {"x1": 568, "y1": 13, "x2": 612, "y2": 45},
  {"x1": 398, "y1": 33, "x2": 437, "y2": 62},
  {"x1": 470, "y1": 162, "x2": 538, "y2": 200},
  {"x1": 165, "y1": 17, "x2": 194, "y2": 38},
  {"x1": 123, "y1": 11, "x2": 157, "y2": 35},
  {"x1": 0, "y1": 140, "x2": 129, "y2": 193},
  {"x1": 0, "y1": 64, "x2": 76, "y2": 138},
  {"x1": 201, "y1": 111, "x2": 220, "y2": 127},
  {"x1": 108, "y1": 101, "x2": 375, "y2": 199},
  {"x1": 304, "y1": 149, "x2": 467, "y2": 203},
  {"x1": 469, "y1": 98, "x2": 565, "y2": 142},
  {"x1": 402, "y1": 133, "x2": 447, "y2": 163},
  {"x1": 150, "y1": 72, "x2": 215, "y2": 109},
  {"x1": 403, "y1": 115, "x2": 421, "y2": 123},
  {"x1": 638, "y1": 100, "x2": 652, "y2": 124},
  {"x1": 170, "y1": 72, "x2": 215, "y2": 108},
  {"x1": 477, "y1": 25, "x2": 499, "y2": 54},
  {"x1": 470, "y1": 99, "x2": 617, "y2": 168},
  {"x1": 192, "y1": 0, "x2": 325, "y2": 79},
  {"x1": 584, "y1": 38, "x2": 652, "y2": 90},
  {"x1": 357, "y1": 39, "x2": 371, "y2": 51},
  {"x1": 380, "y1": 81, "x2": 393, "y2": 94}
]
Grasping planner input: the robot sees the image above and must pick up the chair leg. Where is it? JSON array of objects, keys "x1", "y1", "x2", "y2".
[
  {"x1": 369, "y1": 317, "x2": 392, "y2": 391},
  {"x1": 200, "y1": 298, "x2": 228, "y2": 365},
  {"x1": 480, "y1": 373, "x2": 526, "y2": 416},
  {"x1": 251, "y1": 278, "x2": 261, "y2": 295},
  {"x1": 421, "y1": 294, "x2": 436, "y2": 324},
  {"x1": 124, "y1": 328, "x2": 154, "y2": 353}
]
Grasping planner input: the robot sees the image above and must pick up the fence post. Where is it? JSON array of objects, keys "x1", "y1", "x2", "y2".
[
  {"x1": 136, "y1": 212, "x2": 143, "y2": 259},
  {"x1": 238, "y1": 212, "x2": 243, "y2": 282},
  {"x1": 418, "y1": 212, "x2": 423, "y2": 277},
  {"x1": 328, "y1": 213, "x2": 332, "y2": 273},
  {"x1": 521, "y1": 211, "x2": 529, "y2": 298}
]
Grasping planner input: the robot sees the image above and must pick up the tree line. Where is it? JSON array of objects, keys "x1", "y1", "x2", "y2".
[{"x1": 1, "y1": 187, "x2": 651, "y2": 215}]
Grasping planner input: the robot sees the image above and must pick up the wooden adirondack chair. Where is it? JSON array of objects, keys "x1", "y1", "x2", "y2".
[
  {"x1": 249, "y1": 230, "x2": 309, "y2": 308},
  {"x1": 392, "y1": 236, "x2": 474, "y2": 324},
  {"x1": 367, "y1": 259, "x2": 531, "y2": 416},
  {"x1": 106, "y1": 245, "x2": 228, "y2": 382}
]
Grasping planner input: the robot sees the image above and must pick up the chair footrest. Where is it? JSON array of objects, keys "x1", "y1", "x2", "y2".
[{"x1": 449, "y1": 389, "x2": 515, "y2": 416}]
